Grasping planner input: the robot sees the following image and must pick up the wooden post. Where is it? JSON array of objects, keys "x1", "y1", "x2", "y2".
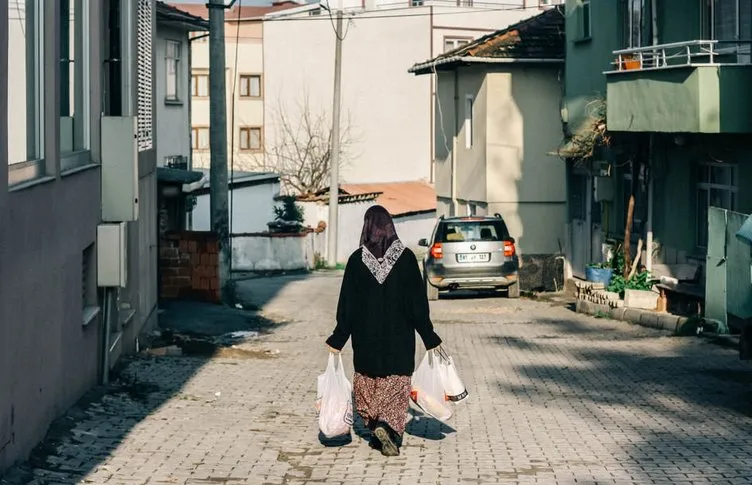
[{"x1": 623, "y1": 159, "x2": 639, "y2": 277}]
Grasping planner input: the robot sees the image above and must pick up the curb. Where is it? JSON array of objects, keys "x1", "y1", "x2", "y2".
[{"x1": 575, "y1": 299, "x2": 688, "y2": 333}]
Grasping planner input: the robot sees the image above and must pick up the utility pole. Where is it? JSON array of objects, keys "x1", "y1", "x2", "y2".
[
  {"x1": 327, "y1": 9, "x2": 344, "y2": 267},
  {"x1": 208, "y1": 1, "x2": 231, "y2": 301}
]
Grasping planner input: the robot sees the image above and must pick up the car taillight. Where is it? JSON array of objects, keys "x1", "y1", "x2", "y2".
[
  {"x1": 503, "y1": 241, "x2": 516, "y2": 257},
  {"x1": 430, "y1": 243, "x2": 443, "y2": 259}
]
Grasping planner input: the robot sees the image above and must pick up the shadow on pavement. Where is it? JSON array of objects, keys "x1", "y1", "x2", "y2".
[
  {"x1": 405, "y1": 407, "x2": 456, "y2": 441},
  {"x1": 0, "y1": 300, "x2": 291, "y2": 485},
  {"x1": 489, "y1": 316, "x2": 752, "y2": 483}
]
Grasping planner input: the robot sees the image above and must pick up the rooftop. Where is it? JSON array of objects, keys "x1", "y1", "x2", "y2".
[
  {"x1": 409, "y1": 5, "x2": 565, "y2": 75},
  {"x1": 156, "y1": 1, "x2": 209, "y2": 30},
  {"x1": 169, "y1": 1, "x2": 301, "y2": 21}
]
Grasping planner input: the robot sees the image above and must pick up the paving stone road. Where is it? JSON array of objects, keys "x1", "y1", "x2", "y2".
[{"x1": 4, "y1": 272, "x2": 752, "y2": 485}]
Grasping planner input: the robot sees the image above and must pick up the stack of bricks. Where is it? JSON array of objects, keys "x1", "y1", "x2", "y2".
[{"x1": 159, "y1": 231, "x2": 220, "y2": 303}]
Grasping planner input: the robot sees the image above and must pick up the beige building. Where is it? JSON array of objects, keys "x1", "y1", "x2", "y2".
[
  {"x1": 263, "y1": 1, "x2": 561, "y2": 187},
  {"x1": 174, "y1": 1, "x2": 301, "y2": 172},
  {"x1": 410, "y1": 7, "x2": 567, "y2": 288}
]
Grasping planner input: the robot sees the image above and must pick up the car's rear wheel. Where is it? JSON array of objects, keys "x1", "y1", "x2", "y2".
[
  {"x1": 426, "y1": 276, "x2": 439, "y2": 301},
  {"x1": 506, "y1": 281, "x2": 520, "y2": 299}
]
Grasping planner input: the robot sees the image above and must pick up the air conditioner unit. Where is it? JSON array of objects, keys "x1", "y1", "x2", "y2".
[
  {"x1": 101, "y1": 117, "x2": 139, "y2": 222},
  {"x1": 97, "y1": 222, "x2": 128, "y2": 288}
]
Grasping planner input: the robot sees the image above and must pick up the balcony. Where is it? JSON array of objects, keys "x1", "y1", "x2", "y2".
[{"x1": 605, "y1": 40, "x2": 752, "y2": 133}]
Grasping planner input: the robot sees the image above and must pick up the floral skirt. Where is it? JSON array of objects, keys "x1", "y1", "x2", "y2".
[{"x1": 353, "y1": 373, "x2": 411, "y2": 437}]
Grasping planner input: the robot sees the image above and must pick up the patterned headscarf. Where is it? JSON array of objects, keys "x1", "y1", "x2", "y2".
[{"x1": 360, "y1": 205, "x2": 399, "y2": 259}]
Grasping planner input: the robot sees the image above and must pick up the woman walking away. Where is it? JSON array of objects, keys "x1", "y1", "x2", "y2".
[{"x1": 325, "y1": 205, "x2": 443, "y2": 457}]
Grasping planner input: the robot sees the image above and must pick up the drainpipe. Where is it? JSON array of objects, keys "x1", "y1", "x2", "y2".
[
  {"x1": 451, "y1": 70, "x2": 459, "y2": 216},
  {"x1": 645, "y1": 1, "x2": 658, "y2": 273}
]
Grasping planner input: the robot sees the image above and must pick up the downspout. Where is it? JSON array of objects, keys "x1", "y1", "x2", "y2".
[
  {"x1": 429, "y1": 6, "x2": 434, "y2": 183},
  {"x1": 452, "y1": 70, "x2": 459, "y2": 216},
  {"x1": 646, "y1": 0, "x2": 658, "y2": 273}
]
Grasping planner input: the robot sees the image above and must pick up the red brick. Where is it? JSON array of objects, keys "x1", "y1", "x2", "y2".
[
  {"x1": 192, "y1": 275, "x2": 201, "y2": 289},
  {"x1": 191, "y1": 253, "x2": 201, "y2": 267},
  {"x1": 209, "y1": 253, "x2": 218, "y2": 266},
  {"x1": 177, "y1": 267, "x2": 191, "y2": 278},
  {"x1": 160, "y1": 247, "x2": 178, "y2": 259},
  {"x1": 179, "y1": 239, "x2": 189, "y2": 253},
  {"x1": 188, "y1": 240, "x2": 197, "y2": 253},
  {"x1": 199, "y1": 254, "x2": 208, "y2": 266},
  {"x1": 207, "y1": 240, "x2": 219, "y2": 254}
]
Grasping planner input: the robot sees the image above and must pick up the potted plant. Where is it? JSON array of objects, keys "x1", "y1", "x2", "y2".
[
  {"x1": 268, "y1": 196, "x2": 305, "y2": 234},
  {"x1": 621, "y1": 54, "x2": 641, "y2": 71},
  {"x1": 586, "y1": 262, "x2": 614, "y2": 286}
]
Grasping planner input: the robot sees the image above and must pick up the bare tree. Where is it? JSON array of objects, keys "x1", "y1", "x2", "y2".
[{"x1": 264, "y1": 96, "x2": 353, "y2": 195}]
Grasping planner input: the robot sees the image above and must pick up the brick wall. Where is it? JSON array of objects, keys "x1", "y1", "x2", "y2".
[{"x1": 159, "y1": 231, "x2": 220, "y2": 302}]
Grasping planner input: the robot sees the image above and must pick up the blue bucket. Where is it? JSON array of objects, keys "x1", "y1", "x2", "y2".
[{"x1": 585, "y1": 267, "x2": 614, "y2": 286}]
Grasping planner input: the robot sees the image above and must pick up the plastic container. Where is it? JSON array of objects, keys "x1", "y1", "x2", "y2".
[{"x1": 585, "y1": 266, "x2": 614, "y2": 286}]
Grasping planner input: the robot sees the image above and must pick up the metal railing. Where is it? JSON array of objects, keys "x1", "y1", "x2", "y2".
[{"x1": 609, "y1": 40, "x2": 752, "y2": 73}]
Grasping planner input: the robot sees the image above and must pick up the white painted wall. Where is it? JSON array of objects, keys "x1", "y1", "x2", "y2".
[
  {"x1": 394, "y1": 212, "x2": 437, "y2": 250},
  {"x1": 156, "y1": 26, "x2": 192, "y2": 166},
  {"x1": 263, "y1": 5, "x2": 535, "y2": 186},
  {"x1": 193, "y1": 179, "x2": 281, "y2": 233},
  {"x1": 232, "y1": 232, "x2": 321, "y2": 271}
]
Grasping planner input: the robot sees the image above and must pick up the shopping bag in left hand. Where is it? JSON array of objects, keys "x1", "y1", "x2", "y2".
[{"x1": 315, "y1": 353, "x2": 354, "y2": 438}]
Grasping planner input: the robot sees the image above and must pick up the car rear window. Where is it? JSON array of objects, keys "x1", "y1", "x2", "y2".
[{"x1": 439, "y1": 220, "x2": 510, "y2": 243}]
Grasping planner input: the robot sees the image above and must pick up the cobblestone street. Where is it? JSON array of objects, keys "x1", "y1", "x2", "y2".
[{"x1": 4, "y1": 272, "x2": 752, "y2": 485}]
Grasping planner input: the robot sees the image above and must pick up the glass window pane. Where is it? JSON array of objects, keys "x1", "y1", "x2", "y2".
[
  {"x1": 199, "y1": 129, "x2": 209, "y2": 149},
  {"x1": 710, "y1": 165, "x2": 732, "y2": 185},
  {"x1": 250, "y1": 128, "x2": 261, "y2": 149},
  {"x1": 240, "y1": 77, "x2": 248, "y2": 97},
  {"x1": 8, "y1": 0, "x2": 44, "y2": 166},
  {"x1": 60, "y1": 0, "x2": 86, "y2": 154},
  {"x1": 713, "y1": 0, "x2": 737, "y2": 40},
  {"x1": 250, "y1": 76, "x2": 261, "y2": 97},
  {"x1": 240, "y1": 129, "x2": 249, "y2": 149},
  {"x1": 710, "y1": 188, "x2": 732, "y2": 209}
]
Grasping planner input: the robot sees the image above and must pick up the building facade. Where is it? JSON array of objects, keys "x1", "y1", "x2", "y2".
[
  {"x1": 1, "y1": 0, "x2": 159, "y2": 471},
  {"x1": 562, "y1": 0, "x2": 752, "y2": 288},
  {"x1": 263, "y1": 1, "x2": 558, "y2": 187}
]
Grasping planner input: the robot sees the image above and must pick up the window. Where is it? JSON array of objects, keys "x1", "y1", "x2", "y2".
[
  {"x1": 621, "y1": 0, "x2": 649, "y2": 48},
  {"x1": 464, "y1": 95, "x2": 474, "y2": 149},
  {"x1": 456, "y1": 0, "x2": 474, "y2": 6},
  {"x1": 411, "y1": 0, "x2": 424, "y2": 6},
  {"x1": 192, "y1": 127, "x2": 209, "y2": 150},
  {"x1": 7, "y1": 0, "x2": 45, "y2": 185},
  {"x1": 239, "y1": 74, "x2": 261, "y2": 98},
  {"x1": 443, "y1": 37, "x2": 472, "y2": 53},
  {"x1": 439, "y1": 220, "x2": 510, "y2": 243},
  {"x1": 239, "y1": 127, "x2": 262, "y2": 152},
  {"x1": 697, "y1": 162, "x2": 737, "y2": 247},
  {"x1": 60, "y1": 0, "x2": 90, "y2": 158},
  {"x1": 191, "y1": 72, "x2": 209, "y2": 97},
  {"x1": 165, "y1": 40, "x2": 180, "y2": 101},
  {"x1": 712, "y1": 0, "x2": 752, "y2": 41},
  {"x1": 581, "y1": 0, "x2": 592, "y2": 39}
]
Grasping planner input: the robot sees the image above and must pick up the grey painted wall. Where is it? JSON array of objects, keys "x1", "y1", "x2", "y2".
[{"x1": 0, "y1": 0, "x2": 159, "y2": 471}]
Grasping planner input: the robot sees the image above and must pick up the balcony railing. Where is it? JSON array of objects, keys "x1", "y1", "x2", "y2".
[{"x1": 608, "y1": 40, "x2": 752, "y2": 73}]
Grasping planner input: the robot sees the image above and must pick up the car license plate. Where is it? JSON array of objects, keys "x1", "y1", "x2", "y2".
[{"x1": 457, "y1": 253, "x2": 490, "y2": 263}]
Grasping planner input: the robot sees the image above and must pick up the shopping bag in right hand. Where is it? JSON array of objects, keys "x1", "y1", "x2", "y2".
[
  {"x1": 316, "y1": 354, "x2": 353, "y2": 438},
  {"x1": 437, "y1": 348, "x2": 468, "y2": 403},
  {"x1": 410, "y1": 350, "x2": 452, "y2": 422}
]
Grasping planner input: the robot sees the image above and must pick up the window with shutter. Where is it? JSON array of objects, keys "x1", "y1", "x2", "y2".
[{"x1": 137, "y1": 0, "x2": 153, "y2": 152}]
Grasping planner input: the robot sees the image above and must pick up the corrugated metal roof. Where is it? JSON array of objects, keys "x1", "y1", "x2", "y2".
[
  {"x1": 341, "y1": 181, "x2": 437, "y2": 217},
  {"x1": 169, "y1": 1, "x2": 300, "y2": 21},
  {"x1": 410, "y1": 5, "x2": 565, "y2": 74}
]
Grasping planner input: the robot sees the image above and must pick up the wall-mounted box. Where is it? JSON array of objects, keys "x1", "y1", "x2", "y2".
[
  {"x1": 101, "y1": 117, "x2": 139, "y2": 222},
  {"x1": 97, "y1": 223, "x2": 128, "y2": 288},
  {"x1": 594, "y1": 176, "x2": 614, "y2": 202}
]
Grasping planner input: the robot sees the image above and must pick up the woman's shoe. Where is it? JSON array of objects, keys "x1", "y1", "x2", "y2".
[
  {"x1": 373, "y1": 425, "x2": 400, "y2": 457},
  {"x1": 368, "y1": 434, "x2": 382, "y2": 450}
]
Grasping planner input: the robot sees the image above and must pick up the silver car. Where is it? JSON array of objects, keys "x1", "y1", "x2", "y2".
[{"x1": 418, "y1": 214, "x2": 520, "y2": 300}]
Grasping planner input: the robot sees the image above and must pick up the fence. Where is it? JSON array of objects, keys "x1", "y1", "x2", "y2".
[{"x1": 705, "y1": 207, "x2": 752, "y2": 332}]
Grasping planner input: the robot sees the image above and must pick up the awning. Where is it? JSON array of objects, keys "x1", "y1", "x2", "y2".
[{"x1": 156, "y1": 167, "x2": 206, "y2": 194}]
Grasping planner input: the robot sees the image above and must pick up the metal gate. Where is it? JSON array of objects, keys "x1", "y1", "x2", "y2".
[{"x1": 705, "y1": 207, "x2": 752, "y2": 332}]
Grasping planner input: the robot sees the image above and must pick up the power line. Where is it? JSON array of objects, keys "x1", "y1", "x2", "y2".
[{"x1": 261, "y1": 4, "x2": 541, "y2": 23}]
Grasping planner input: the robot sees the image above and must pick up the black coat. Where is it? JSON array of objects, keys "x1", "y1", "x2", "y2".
[{"x1": 325, "y1": 246, "x2": 442, "y2": 377}]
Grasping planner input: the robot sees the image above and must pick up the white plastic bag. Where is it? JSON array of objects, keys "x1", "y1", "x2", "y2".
[
  {"x1": 315, "y1": 354, "x2": 354, "y2": 438},
  {"x1": 410, "y1": 350, "x2": 453, "y2": 422},
  {"x1": 436, "y1": 348, "x2": 468, "y2": 403}
]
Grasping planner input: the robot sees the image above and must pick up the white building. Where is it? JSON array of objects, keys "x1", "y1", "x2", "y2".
[
  {"x1": 173, "y1": 1, "x2": 302, "y2": 172},
  {"x1": 263, "y1": 1, "x2": 562, "y2": 186},
  {"x1": 156, "y1": 2, "x2": 208, "y2": 169}
]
